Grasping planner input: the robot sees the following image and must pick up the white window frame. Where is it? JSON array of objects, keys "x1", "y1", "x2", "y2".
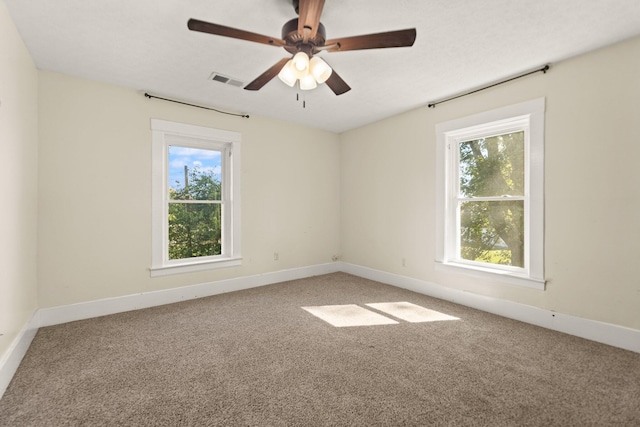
[
  {"x1": 150, "y1": 119, "x2": 241, "y2": 277},
  {"x1": 435, "y1": 98, "x2": 545, "y2": 290}
]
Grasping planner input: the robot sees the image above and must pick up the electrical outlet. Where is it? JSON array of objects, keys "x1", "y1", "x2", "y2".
[{"x1": 274, "y1": 252, "x2": 279, "y2": 261}]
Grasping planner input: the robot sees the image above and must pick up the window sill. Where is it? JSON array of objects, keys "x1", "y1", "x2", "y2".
[
  {"x1": 150, "y1": 257, "x2": 242, "y2": 277},
  {"x1": 435, "y1": 261, "x2": 545, "y2": 290}
]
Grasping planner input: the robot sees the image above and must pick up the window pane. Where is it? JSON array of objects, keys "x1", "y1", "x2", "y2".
[
  {"x1": 460, "y1": 200, "x2": 524, "y2": 267},
  {"x1": 168, "y1": 203, "x2": 222, "y2": 260},
  {"x1": 168, "y1": 146, "x2": 222, "y2": 201},
  {"x1": 459, "y1": 131, "x2": 524, "y2": 197}
]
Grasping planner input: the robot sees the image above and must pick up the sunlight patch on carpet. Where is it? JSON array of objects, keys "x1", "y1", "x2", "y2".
[
  {"x1": 302, "y1": 304, "x2": 399, "y2": 327},
  {"x1": 366, "y1": 302, "x2": 460, "y2": 323}
]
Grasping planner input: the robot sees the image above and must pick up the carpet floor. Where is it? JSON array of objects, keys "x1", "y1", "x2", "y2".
[{"x1": 1, "y1": 272, "x2": 639, "y2": 426}]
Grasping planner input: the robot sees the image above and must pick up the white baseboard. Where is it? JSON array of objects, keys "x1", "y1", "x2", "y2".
[
  {"x1": 338, "y1": 262, "x2": 640, "y2": 353},
  {"x1": 38, "y1": 263, "x2": 340, "y2": 327},
  {"x1": 0, "y1": 310, "x2": 39, "y2": 399}
]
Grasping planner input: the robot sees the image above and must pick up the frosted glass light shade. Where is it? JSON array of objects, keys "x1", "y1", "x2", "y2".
[
  {"x1": 278, "y1": 60, "x2": 297, "y2": 87},
  {"x1": 299, "y1": 73, "x2": 318, "y2": 90},
  {"x1": 292, "y1": 52, "x2": 310, "y2": 76},
  {"x1": 309, "y1": 56, "x2": 332, "y2": 84}
]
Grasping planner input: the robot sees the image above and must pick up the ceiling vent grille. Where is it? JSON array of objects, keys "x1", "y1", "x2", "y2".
[{"x1": 209, "y1": 72, "x2": 245, "y2": 88}]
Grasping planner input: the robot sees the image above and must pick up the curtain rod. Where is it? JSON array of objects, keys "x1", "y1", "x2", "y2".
[
  {"x1": 144, "y1": 93, "x2": 250, "y2": 118},
  {"x1": 427, "y1": 64, "x2": 550, "y2": 108}
]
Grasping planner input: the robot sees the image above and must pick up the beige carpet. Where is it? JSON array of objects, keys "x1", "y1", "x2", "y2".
[{"x1": 1, "y1": 272, "x2": 639, "y2": 426}]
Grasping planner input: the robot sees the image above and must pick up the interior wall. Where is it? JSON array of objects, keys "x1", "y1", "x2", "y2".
[
  {"x1": 37, "y1": 71, "x2": 341, "y2": 308},
  {"x1": 340, "y1": 36, "x2": 640, "y2": 330},
  {"x1": 0, "y1": 2, "x2": 39, "y2": 360}
]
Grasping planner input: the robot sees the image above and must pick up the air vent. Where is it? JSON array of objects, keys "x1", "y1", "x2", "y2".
[{"x1": 209, "y1": 72, "x2": 245, "y2": 88}]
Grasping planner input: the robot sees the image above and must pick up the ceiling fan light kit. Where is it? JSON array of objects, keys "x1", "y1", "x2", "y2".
[
  {"x1": 188, "y1": 0, "x2": 416, "y2": 95},
  {"x1": 277, "y1": 52, "x2": 332, "y2": 90}
]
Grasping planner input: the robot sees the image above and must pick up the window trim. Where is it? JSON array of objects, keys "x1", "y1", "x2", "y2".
[
  {"x1": 435, "y1": 98, "x2": 545, "y2": 290},
  {"x1": 150, "y1": 119, "x2": 241, "y2": 277}
]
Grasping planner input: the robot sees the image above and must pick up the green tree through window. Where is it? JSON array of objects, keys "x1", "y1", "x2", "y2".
[{"x1": 458, "y1": 132, "x2": 525, "y2": 267}]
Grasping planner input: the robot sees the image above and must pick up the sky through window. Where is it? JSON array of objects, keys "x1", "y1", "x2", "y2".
[{"x1": 168, "y1": 146, "x2": 222, "y2": 191}]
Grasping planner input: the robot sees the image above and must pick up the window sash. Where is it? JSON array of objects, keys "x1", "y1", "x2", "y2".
[
  {"x1": 450, "y1": 127, "x2": 530, "y2": 273},
  {"x1": 164, "y1": 144, "x2": 229, "y2": 263},
  {"x1": 169, "y1": 200, "x2": 223, "y2": 205},
  {"x1": 454, "y1": 199, "x2": 527, "y2": 272},
  {"x1": 167, "y1": 143, "x2": 224, "y2": 202}
]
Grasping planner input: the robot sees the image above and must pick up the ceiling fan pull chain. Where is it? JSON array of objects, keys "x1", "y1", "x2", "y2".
[{"x1": 296, "y1": 91, "x2": 306, "y2": 109}]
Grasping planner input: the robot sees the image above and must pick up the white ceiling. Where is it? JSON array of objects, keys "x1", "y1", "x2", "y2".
[{"x1": 5, "y1": 0, "x2": 640, "y2": 133}]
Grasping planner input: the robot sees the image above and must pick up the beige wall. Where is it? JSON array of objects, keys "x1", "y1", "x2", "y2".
[
  {"x1": 37, "y1": 71, "x2": 341, "y2": 307},
  {"x1": 341, "y1": 36, "x2": 640, "y2": 330},
  {"x1": 0, "y1": 2, "x2": 39, "y2": 360}
]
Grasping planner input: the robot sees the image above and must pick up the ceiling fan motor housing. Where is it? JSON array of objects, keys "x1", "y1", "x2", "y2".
[{"x1": 282, "y1": 18, "x2": 326, "y2": 55}]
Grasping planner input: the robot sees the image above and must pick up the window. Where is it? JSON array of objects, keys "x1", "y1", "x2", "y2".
[
  {"x1": 150, "y1": 119, "x2": 241, "y2": 276},
  {"x1": 435, "y1": 98, "x2": 545, "y2": 289}
]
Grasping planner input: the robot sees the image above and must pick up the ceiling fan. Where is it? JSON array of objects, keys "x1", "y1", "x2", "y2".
[{"x1": 187, "y1": 0, "x2": 416, "y2": 95}]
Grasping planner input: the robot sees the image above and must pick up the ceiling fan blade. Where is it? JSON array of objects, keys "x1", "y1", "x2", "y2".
[
  {"x1": 244, "y1": 58, "x2": 290, "y2": 91},
  {"x1": 325, "y1": 28, "x2": 416, "y2": 52},
  {"x1": 188, "y1": 18, "x2": 285, "y2": 47},
  {"x1": 297, "y1": 0, "x2": 325, "y2": 41},
  {"x1": 325, "y1": 69, "x2": 351, "y2": 96}
]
